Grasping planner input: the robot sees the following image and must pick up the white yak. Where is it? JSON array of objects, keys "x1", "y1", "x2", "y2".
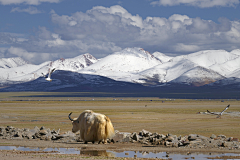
[{"x1": 68, "y1": 110, "x2": 115, "y2": 143}]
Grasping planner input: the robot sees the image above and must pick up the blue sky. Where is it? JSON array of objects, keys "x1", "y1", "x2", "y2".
[{"x1": 0, "y1": 0, "x2": 240, "y2": 64}]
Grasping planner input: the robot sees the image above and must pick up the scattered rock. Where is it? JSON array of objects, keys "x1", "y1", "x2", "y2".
[
  {"x1": 188, "y1": 134, "x2": 198, "y2": 141},
  {"x1": 223, "y1": 142, "x2": 234, "y2": 147},
  {"x1": 39, "y1": 129, "x2": 48, "y2": 135},
  {"x1": 210, "y1": 134, "x2": 217, "y2": 139},
  {"x1": 0, "y1": 126, "x2": 239, "y2": 150},
  {"x1": 112, "y1": 131, "x2": 131, "y2": 143},
  {"x1": 131, "y1": 132, "x2": 139, "y2": 141}
]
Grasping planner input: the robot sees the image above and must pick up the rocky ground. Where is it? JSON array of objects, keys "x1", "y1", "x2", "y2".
[{"x1": 1, "y1": 126, "x2": 240, "y2": 160}]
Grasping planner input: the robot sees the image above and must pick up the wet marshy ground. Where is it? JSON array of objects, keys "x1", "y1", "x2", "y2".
[{"x1": 1, "y1": 146, "x2": 240, "y2": 159}]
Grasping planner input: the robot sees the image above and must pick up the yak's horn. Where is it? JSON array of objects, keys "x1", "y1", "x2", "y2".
[{"x1": 68, "y1": 112, "x2": 74, "y2": 121}]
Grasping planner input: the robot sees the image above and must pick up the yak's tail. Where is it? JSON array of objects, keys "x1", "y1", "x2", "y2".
[{"x1": 105, "y1": 116, "x2": 115, "y2": 139}]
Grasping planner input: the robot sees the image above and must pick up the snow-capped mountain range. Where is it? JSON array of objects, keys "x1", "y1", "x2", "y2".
[
  {"x1": 1, "y1": 47, "x2": 240, "y2": 91},
  {"x1": 0, "y1": 57, "x2": 29, "y2": 69}
]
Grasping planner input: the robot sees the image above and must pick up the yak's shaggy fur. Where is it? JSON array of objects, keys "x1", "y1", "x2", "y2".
[{"x1": 69, "y1": 110, "x2": 115, "y2": 143}]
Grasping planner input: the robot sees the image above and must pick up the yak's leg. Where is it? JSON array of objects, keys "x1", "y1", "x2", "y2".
[
  {"x1": 80, "y1": 130, "x2": 85, "y2": 142},
  {"x1": 97, "y1": 139, "x2": 107, "y2": 144},
  {"x1": 103, "y1": 139, "x2": 107, "y2": 144},
  {"x1": 97, "y1": 122, "x2": 106, "y2": 142}
]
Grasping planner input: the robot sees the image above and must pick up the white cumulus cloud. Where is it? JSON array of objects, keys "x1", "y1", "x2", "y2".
[
  {"x1": 174, "y1": 43, "x2": 200, "y2": 52},
  {"x1": 0, "y1": 0, "x2": 61, "y2": 5},
  {"x1": 46, "y1": 5, "x2": 240, "y2": 57},
  {"x1": 6, "y1": 47, "x2": 58, "y2": 63},
  {"x1": 151, "y1": 0, "x2": 240, "y2": 8},
  {"x1": 1, "y1": 5, "x2": 240, "y2": 64},
  {"x1": 11, "y1": 6, "x2": 43, "y2": 14}
]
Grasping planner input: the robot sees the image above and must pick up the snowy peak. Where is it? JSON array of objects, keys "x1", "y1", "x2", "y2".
[
  {"x1": 210, "y1": 56, "x2": 240, "y2": 76},
  {"x1": 139, "y1": 58, "x2": 197, "y2": 83},
  {"x1": 152, "y1": 52, "x2": 173, "y2": 63},
  {"x1": 82, "y1": 53, "x2": 98, "y2": 65},
  {"x1": 0, "y1": 57, "x2": 30, "y2": 69},
  {"x1": 84, "y1": 48, "x2": 162, "y2": 73},
  {"x1": 113, "y1": 48, "x2": 152, "y2": 57},
  {"x1": 231, "y1": 49, "x2": 240, "y2": 56},
  {"x1": 50, "y1": 53, "x2": 98, "y2": 71},
  {"x1": 184, "y1": 50, "x2": 239, "y2": 68}
]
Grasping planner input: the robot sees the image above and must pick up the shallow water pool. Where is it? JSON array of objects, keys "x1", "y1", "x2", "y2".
[{"x1": 0, "y1": 146, "x2": 240, "y2": 159}]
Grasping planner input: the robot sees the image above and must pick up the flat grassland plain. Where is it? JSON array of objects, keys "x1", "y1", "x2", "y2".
[
  {"x1": 0, "y1": 92, "x2": 239, "y2": 138},
  {"x1": 1, "y1": 92, "x2": 240, "y2": 160}
]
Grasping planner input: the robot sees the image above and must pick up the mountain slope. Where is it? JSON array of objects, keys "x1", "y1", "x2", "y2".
[
  {"x1": 135, "y1": 50, "x2": 239, "y2": 86},
  {"x1": 0, "y1": 70, "x2": 145, "y2": 92},
  {"x1": 183, "y1": 50, "x2": 239, "y2": 68},
  {"x1": 2, "y1": 48, "x2": 240, "y2": 90},
  {"x1": 207, "y1": 77, "x2": 240, "y2": 86},
  {"x1": 0, "y1": 53, "x2": 98, "y2": 86},
  {"x1": 0, "y1": 57, "x2": 30, "y2": 69},
  {"x1": 172, "y1": 66, "x2": 225, "y2": 86},
  {"x1": 49, "y1": 53, "x2": 98, "y2": 72},
  {"x1": 83, "y1": 48, "x2": 161, "y2": 73},
  {"x1": 0, "y1": 62, "x2": 50, "y2": 85},
  {"x1": 231, "y1": 49, "x2": 240, "y2": 56},
  {"x1": 210, "y1": 57, "x2": 240, "y2": 77},
  {"x1": 136, "y1": 58, "x2": 197, "y2": 84},
  {"x1": 152, "y1": 52, "x2": 173, "y2": 63}
]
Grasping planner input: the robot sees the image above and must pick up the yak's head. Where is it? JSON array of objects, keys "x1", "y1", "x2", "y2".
[{"x1": 68, "y1": 112, "x2": 80, "y2": 133}]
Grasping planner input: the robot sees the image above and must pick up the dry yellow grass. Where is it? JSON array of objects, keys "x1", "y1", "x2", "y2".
[{"x1": 0, "y1": 94, "x2": 240, "y2": 139}]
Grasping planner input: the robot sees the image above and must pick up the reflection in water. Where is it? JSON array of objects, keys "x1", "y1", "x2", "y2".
[
  {"x1": 80, "y1": 150, "x2": 115, "y2": 157},
  {"x1": 0, "y1": 146, "x2": 240, "y2": 159}
]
